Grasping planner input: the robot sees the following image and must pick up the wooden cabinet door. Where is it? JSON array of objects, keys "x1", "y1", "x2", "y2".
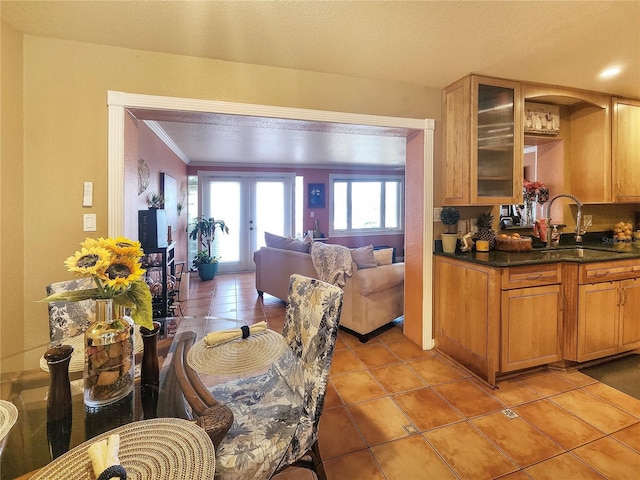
[
  {"x1": 619, "y1": 278, "x2": 640, "y2": 350},
  {"x1": 442, "y1": 75, "x2": 522, "y2": 205},
  {"x1": 434, "y1": 257, "x2": 500, "y2": 385},
  {"x1": 501, "y1": 285, "x2": 562, "y2": 372},
  {"x1": 442, "y1": 76, "x2": 471, "y2": 205},
  {"x1": 577, "y1": 282, "x2": 619, "y2": 361},
  {"x1": 471, "y1": 76, "x2": 523, "y2": 205},
  {"x1": 612, "y1": 98, "x2": 640, "y2": 202}
]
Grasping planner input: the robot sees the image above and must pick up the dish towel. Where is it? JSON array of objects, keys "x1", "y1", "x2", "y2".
[{"x1": 204, "y1": 321, "x2": 268, "y2": 347}]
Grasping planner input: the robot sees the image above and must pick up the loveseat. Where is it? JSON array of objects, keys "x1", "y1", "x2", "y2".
[{"x1": 254, "y1": 240, "x2": 404, "y2": 342}]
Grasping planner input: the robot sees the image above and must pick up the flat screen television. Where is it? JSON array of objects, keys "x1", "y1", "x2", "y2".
[{"x1": 138, "y1": 209, "x2": 168, "y2": 249}]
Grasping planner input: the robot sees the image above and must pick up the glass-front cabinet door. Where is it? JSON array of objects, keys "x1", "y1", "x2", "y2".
[
  {"x1": 442, "y1": 75, "x2": 522, "y2": 205},
  {"x1": 473, "y1": 77, "x2": 522, "y2": 203}
]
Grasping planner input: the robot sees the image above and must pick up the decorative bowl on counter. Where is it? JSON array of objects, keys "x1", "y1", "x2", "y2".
[{"x1": 495, "y1": 235, "x2": 533, "y2": 252}]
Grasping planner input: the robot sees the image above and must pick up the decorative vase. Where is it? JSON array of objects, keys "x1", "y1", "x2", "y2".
[
  {"x1": 441, "y1": 233, "x2": 458, "y2": 253},
  {"x1": 522, "y1": 200, "x2": 534, "y2": 227},
  {"x1": 45, "y1": 344, "x2": 73, "y2": 459},
  {"x1": 313, "y1": 220, "x2": 322, "y2": 238},
  {"x1": 140, "y1": 320, "x2": 162, "y2": 418},
  {"x1": 140, "y1": 321, "x2": 162, "y2": 387},
  {"x1": 83, "y1": 299, "x2": 135, "y2": 407}
]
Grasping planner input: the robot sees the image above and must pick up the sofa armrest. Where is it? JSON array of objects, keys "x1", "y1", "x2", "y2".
[
  {"x1": 254, "y1": 247, "x2": 317, "y2": 301},
  {"x1": 351, "y1": 263, "x2": 404, "y2": 297}
]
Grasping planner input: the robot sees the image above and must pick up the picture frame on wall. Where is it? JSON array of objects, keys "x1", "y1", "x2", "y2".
[
  {"x1": 308, "y1": 183, "x2": 325, "y2": 208},
  {"x1": 160, "y1": 172, "x2": 177, "y2": 231}
]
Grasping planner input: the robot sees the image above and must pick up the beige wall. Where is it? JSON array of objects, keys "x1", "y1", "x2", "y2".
[
  {"x1": 1, "y1": 20, "x2": 25, "y2": 358},
  {"x1": 11, "y1": 34, "x2": 441, "y2": 349}
]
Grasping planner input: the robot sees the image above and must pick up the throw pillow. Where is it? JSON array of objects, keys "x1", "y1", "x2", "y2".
[
  {"x1": 374, "y1": 248, "x2": 394, "y2": 266},
  {"x1": 350, "y1": 245, "x2": 378, "y2": 269},
  {"x1": 264, "y1": 232, "x2": 310, "y2": 253}
]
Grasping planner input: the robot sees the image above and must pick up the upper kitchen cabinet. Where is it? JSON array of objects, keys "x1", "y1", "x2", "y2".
[
  {"x1": 523, "y1": 83, "x2": 611, "y2": 204},
  {"x1": 442, "y1": 75, "x2": 523, "y2": 205},
  {"x1": 612, "y1": 98, "x2": 640, "y2": 202}
]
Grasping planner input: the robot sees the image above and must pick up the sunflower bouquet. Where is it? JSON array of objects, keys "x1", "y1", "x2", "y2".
[{"x1": 43, "y1": 237, "x2": 153, "y2": 330}]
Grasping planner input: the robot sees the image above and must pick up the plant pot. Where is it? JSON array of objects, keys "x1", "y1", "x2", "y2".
[
  {"x1": 198, "y1": 262, "x2": 219, "y2": 281},
  {"x1": 441, "y1": 233, "x2": 459, "y2": 253}
]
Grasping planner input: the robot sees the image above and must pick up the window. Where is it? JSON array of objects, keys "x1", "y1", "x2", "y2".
[{"x1": 329, "y1": 174, "x2": 404, "y2": 236}]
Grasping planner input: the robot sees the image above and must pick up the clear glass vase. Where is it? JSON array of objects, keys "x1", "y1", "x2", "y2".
[
  {"x1": 522, "y1": 199, "x2": 535, "y2": 227},
  {"x1": 83, "y1": 299, "x2": 135, "y2": 407}
]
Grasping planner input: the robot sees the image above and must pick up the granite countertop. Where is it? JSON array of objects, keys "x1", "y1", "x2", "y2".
[{"x1": 435, "y1": 233, "x2": 640, "y2": 268}]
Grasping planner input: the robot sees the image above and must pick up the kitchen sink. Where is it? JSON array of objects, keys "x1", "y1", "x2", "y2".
[{"x1": 534, "y1": 246, "x2": 623, "y2": 260}]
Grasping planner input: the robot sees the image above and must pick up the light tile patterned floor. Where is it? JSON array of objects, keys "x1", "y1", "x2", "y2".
[{"x1": 184, "y1": 272, "x2": 640, "y2": 480}]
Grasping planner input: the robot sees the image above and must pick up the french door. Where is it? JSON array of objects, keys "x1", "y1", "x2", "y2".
[{"x1": 199, "y1": 172, "x2": 295, "y2": 272}]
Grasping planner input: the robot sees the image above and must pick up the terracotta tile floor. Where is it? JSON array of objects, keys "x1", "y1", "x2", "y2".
[{"x1": 183, "y1": 272, "x2": 640, "y2": 479}]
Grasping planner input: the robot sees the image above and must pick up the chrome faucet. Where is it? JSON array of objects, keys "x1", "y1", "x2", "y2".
[{"x1": 545, "y1": 193, "x2": 584, "y2": 247}]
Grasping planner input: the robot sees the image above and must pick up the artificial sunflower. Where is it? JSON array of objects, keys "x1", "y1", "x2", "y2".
[
  {"x1": 43, "y1": 236, "x2": 153, "y2": 330},
  {"x1": 104, "y1": 236, "x2": 144, "y2": 258},
  {"x1": 101, "y1": 256, "x2": 146, "y2": 291},
  {"x1": 64, "y1": 247, "x2": 111, "y2": 276}
]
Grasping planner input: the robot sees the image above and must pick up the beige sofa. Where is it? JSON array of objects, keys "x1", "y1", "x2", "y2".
[{"x1": 254, "y1": 246, "x2": 404, "y2": 341}]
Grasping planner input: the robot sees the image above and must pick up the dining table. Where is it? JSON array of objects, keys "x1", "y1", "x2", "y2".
[{"x1": 0, "y1": 315, "x2": 287, "y2": 479}]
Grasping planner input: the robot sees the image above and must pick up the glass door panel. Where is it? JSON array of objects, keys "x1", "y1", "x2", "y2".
[
  {"x1": 199, "y1": 173, "x2": 294, "y2": 272},
  {"x1": 476, "y1": 82, "x2": 516, "y2": 199}
]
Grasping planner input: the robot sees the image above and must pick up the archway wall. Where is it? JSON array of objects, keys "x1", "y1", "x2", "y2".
[{"x1": 19, "y1": 34, "x2": 440, "y2": 348}]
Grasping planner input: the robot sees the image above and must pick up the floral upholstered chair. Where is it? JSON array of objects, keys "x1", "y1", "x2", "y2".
[
  {"x1": 210, "y1": 274, "x2": 344, "y2": 480},
  {"x1": 46, "y1": 278, "x2": 96, "y2": 343}
]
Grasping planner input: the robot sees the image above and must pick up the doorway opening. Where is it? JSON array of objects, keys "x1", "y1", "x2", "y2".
[{"x1": 107, "y1": 91, "x2": 434, "y2": 349}]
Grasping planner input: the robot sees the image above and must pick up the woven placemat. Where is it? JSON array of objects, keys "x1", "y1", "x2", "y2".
[
  {"x1": 30, "y1": 418, "x2": 215, "y2": 479},
  {"x1": 187, "y1": 329, "x2": 288, "y2": 376},
  {"x1": 39, "y1": 329, "x2": 144, "y2": 373},
  {"x1": 0, "y1": 400, "x2": 18, "y2": 442}
]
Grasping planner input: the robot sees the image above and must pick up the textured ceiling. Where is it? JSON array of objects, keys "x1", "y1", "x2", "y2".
[{"x1": 3, "y1": 0, "x2": 639, "y2": 166}]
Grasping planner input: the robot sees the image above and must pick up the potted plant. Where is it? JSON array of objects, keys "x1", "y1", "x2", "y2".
[
  {"x1": 440, "y1": 207, "x2": 460, "y2": 253},
  {"x1": 147, "y1": 192, "x2": 163, "y2": 209},
  {"x1": 187, "y1": 216, "x2": 229, "y2": 281}
]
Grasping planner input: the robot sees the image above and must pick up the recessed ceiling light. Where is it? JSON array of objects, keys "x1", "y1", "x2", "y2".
[{"x1": 599, "y1": 66, "x2": 621, "y2": 79}]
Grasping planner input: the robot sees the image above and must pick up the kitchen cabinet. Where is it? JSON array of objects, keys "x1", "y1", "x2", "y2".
[
  {"x1": 434, "y1": 257, "x2": 561, "y2": 385},
  {"x1": 501, "y1": 283, "x2": 562, "y2": 372},
  {"x1": 575, "y1": 260, "x2": 640, "y2": 361},
  {"x1": 523, "y1": 83, "x2": 611, "y2": 204},
  {"x1": 612, "y1": 98, "x2": 640, "y2": 202},
  {"x1": 434, "y1": 257, "x2": 500, "y2": 385},
  {"x1": 435, "y1": 254, "x2": 640, "y2": 385},
  {"x1": 500, "y1": 263, "x2": 563, "y2": 373},
  {"x1": 442, "y1": 75, "x2": 523, "y2": 205}
]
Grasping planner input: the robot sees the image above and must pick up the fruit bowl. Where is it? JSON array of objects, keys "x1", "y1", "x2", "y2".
[
  {"x1": 495, "y1": 234, "x2": 533, "y2": 252},
  {"x1": 613, "y1": 221, "x2": 633, "y2": 241}
]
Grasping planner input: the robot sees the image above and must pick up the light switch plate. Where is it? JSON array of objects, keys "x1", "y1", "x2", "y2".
[
  {"x1": 83, "y1": 213, "x2": 96, "y2": 232},
  {"x1": 83, "y1": 181, "x2": 93, "y2": 207}
]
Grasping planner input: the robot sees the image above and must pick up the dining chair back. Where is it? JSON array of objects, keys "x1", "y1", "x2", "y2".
[
  {"x1": 159, "y1": 331, "x2": 234, "y2": 449},
  {"x1": 275, "y1": 274, "x2": 344, "y2": 477},
  {"x1": 46, "y1": 278, "x2": 96, "y2": 343},
  {"x1": 210, "y1": 274, "x2": 343, "y2": 480}
]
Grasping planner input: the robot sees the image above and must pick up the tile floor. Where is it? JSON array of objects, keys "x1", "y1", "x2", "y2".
[{"x1": 182, "y1": 272, "x2": 640, "y2": 480}]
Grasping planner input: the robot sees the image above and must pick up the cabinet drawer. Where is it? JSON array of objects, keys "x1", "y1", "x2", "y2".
[
  {"x1": 501, "y1": 263, "x2": 562, "y2": 290},
  {"x1": 579, "y1": 259, "x2": 640, "y2": 284}
]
